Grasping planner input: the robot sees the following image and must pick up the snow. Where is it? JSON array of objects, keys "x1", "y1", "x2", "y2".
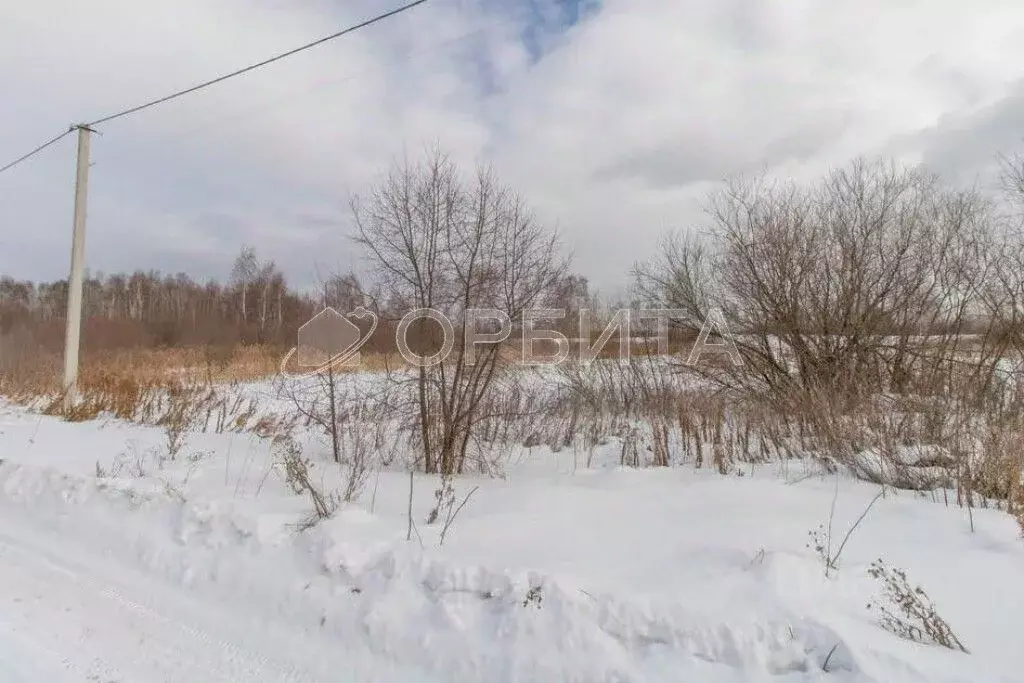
[{"x1": 0, "y1": 397, "x2": 1022, "y2": 682}]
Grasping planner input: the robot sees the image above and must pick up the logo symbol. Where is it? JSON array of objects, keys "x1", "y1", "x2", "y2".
[{"x1": 280, "y1": 306, "x2": 378, "y2": 377}]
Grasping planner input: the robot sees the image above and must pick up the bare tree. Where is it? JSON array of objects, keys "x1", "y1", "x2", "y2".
[
  {"x1": 352, "y1": 150, "x2": 568, "y2": 474},
  {"x1": 321, "y1": 272, "x2": 365, "y2": 313},
  {"x1": 230, "y1": 246, "x2": 258, "y2": 325}
]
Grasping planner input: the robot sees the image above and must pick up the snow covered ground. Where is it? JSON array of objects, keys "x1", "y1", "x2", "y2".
[{"x1": 0, "y1": 397, "x2": 1022, "y2": 682}]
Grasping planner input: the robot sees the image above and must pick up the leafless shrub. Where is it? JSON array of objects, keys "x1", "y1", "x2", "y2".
[
  {"x1": 624, "y1": 156, "x2": 1024, "y2": 504},
  {"x1": 867, "y1": 559, "x2": 969, "y2": 653},
  {"x1": 160, "y1": 388, "x2": 198, "y2": 460},
  {"x1": 335, "y1": 419, "x2": 374, "y2": 503},
  {"x1": 424, "y1": 472, "x2": 480, "y2": 546},
  {"x1": 808, "y1": 483, "x2": 884, "y2": 577},
  {"x1": 95, "y1": 439, "x2": 209, "y2": 499},
  {"x1": 556, "y1": 357, "x2": 719, "y2": 469},
  {"x1": 160, "y1": 479, "x2": 188, "y2": 503},
  {"x1": 274, "y1": 436, "x2": 339, "y2": 527},
  {"x1": 636, "y1": 160, "x2": 993, "y2": 397},
  {"x1": 108, "y1": 441, "x2": 162, "y2": 479},
  {"x1": 180, "y1": 449, "x2": 210, "y2": 487},
  {"x1": 279, "y1": 371, "x2": 395, "y2": 503}
]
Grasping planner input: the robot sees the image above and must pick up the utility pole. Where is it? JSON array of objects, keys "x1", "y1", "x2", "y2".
[
  {"x1": 0, "y1": 2, "x2": 428, "y2": 410},
  {"x1": 62, "y1": 125, "x2": 93, "y2": 406}
]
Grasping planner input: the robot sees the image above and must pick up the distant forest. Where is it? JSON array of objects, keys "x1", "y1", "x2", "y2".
[{"x1": 0, "y1": 246, "x2": 591, "y2": 355}]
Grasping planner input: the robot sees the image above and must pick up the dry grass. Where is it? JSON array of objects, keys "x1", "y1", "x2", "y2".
[
  {"x1": 0, "y1": 345, "x2": 406, "y2": 398},
  {"x1": 867, "y1": 559, "x2": 969, "y2": 653},
  {"x1": 2, "y1": 334, "x2": 1022, "y2": 520},
  {"x1": 0, "y1": 344, "x2": 305, "y2": 441},
  {"x1": 2, "y1": 345, "x2": 275, "y2": 395}
]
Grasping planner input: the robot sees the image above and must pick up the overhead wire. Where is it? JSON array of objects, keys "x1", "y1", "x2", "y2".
[
  {"x1": 0, "y1": 127, "x2": 74, "y2": 175},
  {"x1": 85, "y1": 0, "x2": 429, "y2": 127},
  {"x1": 1, "y1": 0, "x2": 585, "y2": 176},
  {"x1": 161, "y1": 10, "x2": 528, "y2": 139},
  {"x1": 0, "y1": 0, "x2": 429, "y2": 175}
]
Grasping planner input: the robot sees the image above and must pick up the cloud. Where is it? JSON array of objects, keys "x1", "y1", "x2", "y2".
[
  {"x1": 897, "y1": 80, "x2": 1024, "y2": 191},
  {"x1": 3, "y1": 0, "x2": 1024, "y2": 295}
]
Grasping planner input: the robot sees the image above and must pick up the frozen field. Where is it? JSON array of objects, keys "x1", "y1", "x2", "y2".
[{"x1": 0, "y1": 396, "x2": 1022, "y2": 682}]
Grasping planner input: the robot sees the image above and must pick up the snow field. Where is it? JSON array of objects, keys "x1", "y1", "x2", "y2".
[{"x1": 0, "y1": 400, "x2": 1022, "y2": 682}]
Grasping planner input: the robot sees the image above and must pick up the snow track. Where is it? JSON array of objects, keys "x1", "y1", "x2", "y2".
[
  {"x1": 0, "y1": 526, "x2": 310, "y2": 682},
  {"x1": 0, "y1": 513, "x2": 441, "y2": 683}
]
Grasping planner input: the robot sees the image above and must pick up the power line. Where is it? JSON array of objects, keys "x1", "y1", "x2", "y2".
[
  {"x1": 0, "y1": 127, "x2": 74, "y2": 175},
  {"x1": 164, "y1": 12, "x2": 529, "y2": 139},
  {"x1": 86, "y1": 0, "x2": 429, "y2": 127},
  {"x1": 152, "y1": 0, "x2": 584, "y2": 142},
  {"x1": 0, "y1": 0, "x2": 427, "y2": 176}
]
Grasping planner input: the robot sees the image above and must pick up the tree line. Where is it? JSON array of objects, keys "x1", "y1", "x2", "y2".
[
  {"x1": 0, "y1": 248, "x2": 590, "y2": 358},
  {"x1": 0, "y1": 249, "x2": 322, "y2": 352}
]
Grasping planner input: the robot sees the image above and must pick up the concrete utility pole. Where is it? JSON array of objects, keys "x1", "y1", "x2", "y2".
[{"x1": 62, "y1": 125, "x2": 93, "y2": 406}]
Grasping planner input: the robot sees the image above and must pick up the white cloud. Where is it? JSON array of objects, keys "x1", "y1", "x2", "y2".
[{"x1": 3, "y1": 0, "x2": 1024, "y2": 294}]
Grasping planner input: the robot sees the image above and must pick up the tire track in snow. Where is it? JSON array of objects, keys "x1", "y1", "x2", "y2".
[
  {"x1": 0, "y1": 528, "x2": 312, "y2": 683},
  {"x1": 0, "y1": 616, "x2": 87, "y2": 682},
  {"x1": 0, "y1": 463, "x2": 444, "y2": 683}
]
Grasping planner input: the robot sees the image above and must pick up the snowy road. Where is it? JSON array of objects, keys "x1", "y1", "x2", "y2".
[
  {"x1": 0, "y1": 532, "x2": 299, "y2": 679},
  {"x1": 0, "y1": 522, "x2": 439, "y2": 683},
  {"x1": 0, "y1": 528, "x2": 309, "y2": 681},
  {"x1": 0, "y1": 617, "x2": 78, "y2": 683}
]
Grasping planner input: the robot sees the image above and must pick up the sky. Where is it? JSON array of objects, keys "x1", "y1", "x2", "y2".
[{"x1": 3, "y1": 0, "x2": 1024, "y2": 298}]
